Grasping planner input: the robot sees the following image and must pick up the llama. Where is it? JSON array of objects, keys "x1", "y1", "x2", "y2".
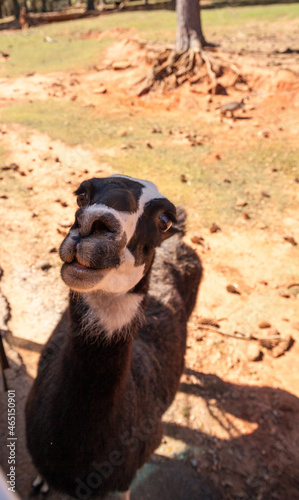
[{"x1": 25, "y1": 174, "x2": 202, "y2": 499}]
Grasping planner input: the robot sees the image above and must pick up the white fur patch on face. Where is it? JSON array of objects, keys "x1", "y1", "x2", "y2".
[
  {"x1": 83, "y1": 175, "x2": 166, "y2": 246},
  {"x1": 93, "y1": 248, "x2": 145, "y2": 294},
  {"x1": 83, "y1": 291, "x2": 144, "y2": 338}
]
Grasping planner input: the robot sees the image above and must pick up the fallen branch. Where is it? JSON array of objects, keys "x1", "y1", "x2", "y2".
[{"x1": 197, "y1": 324, "x2": 281, "y2": 343}]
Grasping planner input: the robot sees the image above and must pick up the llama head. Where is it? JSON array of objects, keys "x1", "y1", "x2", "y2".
[{"x1": 59, "y1": 175, "x2": 177, "y2": 294}]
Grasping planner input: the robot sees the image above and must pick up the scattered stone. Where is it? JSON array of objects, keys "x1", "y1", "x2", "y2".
[
  {"x1": 223, "y1": 178, "x2": 231, "y2": 183},
  {"x1": 58, "y1": 220, "x2": 72, "y2": 228},
  {"x1": 258, "y1": 321, "x2": 271, "y2": 329},
  {"x1": 247, "y1": 343, "x2": 261, "y2": 362},
  {"x1": 60, "y1": 201, "x2": 68, "y2": 208},
  {"x1": 48, "y1": 247, "x2": 57, "y2": 253},
  {"x1": 31, "y1": 212, "x2": 38, "y2": 218},
  {"x1": 257, "y1": 222, "x2": 268, "y2": 230},
  {"x1": 55, "y1": 157, "x2": 60, "y2": 163},
  {"x1": 151, "y1": 127, "x2": 162, "y2": 134},
  {"x1": 191, "y1": 459, "x2": 198, "y2": 467},
  {"x1": 191, "y1": 234, "x2": 204, "y2": 245},
  {"x1": 146, "y1": 142, "x2": 153, "y2": 149},
  {"x1": 37, "y1": 261, "x2": 52, "y2": 271},
  {"x1": 180, "y1": 174, "x2": 187, "y2": 183},
  {"x1": 0, "y1": 195, "x2": 8, "y2": 199},
  {"x1": 235, "y1": 198, "x2": 247, "y2": 207},
  {"x1": 117, "y1": 130, "x2": 127, "y2": 137},
  {"x1": 259, "y1": 328, "x2": 281, "y2": 350},
  {"x1": 294, "y1": 177, "x2": 299, "y2": 183},
  {"x1": 243, "y1": 212, "x2": 250, "y2": 220},
  {"x1": 209, "y1": 222, "x2": 221, "y2": 233},
  {"x1": 112, "y1": 61, "x2": 131, "y2": 70},
  {"x1": 57, "y1": 227, "x2": 67, "y2": 236},
  {"x1": 277, "y1": 288, "x2": 291, "y2": 299},
  {"x1": 261, "y1": 191, "x2": 270, "y2": 198},
  {"x1": 258, "y1": 129, "x2": 270, "y2": 138},
  {"x1": 271, "y1": 335, "x2": 293, "y2": 358},
  {"x1": 93, "y1": 85, "x2": 107, "y2": 94},
  {"x1": 283, "y1": 236, "x2": 297, "y2": 246},
  {"x1": 226, "y1": 284, "x2": 241, "y2": 295}
]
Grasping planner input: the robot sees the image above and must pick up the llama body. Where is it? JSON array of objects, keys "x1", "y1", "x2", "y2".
[{"x1": 25, "y1": 175, "x2": 202, "y2": 499}]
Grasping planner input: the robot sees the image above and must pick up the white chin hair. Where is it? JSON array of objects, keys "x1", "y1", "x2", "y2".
[{"x1": 94, "y1": 248, "x2": 145, "y2": 294}]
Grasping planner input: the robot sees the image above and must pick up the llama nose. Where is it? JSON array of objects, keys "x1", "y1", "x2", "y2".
[{"x1": 75, "y1": 210, "x2": 121, "y2": 238}]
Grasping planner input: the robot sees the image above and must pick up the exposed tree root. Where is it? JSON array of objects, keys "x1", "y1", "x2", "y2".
[{"x1": 135, "y1": 44, "x2": 249, "y2": 97}]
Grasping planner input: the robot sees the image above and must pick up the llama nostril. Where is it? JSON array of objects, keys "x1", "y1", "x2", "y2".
[{"x1": 71, "y1": 234, "x2": 81, "y2": 244}]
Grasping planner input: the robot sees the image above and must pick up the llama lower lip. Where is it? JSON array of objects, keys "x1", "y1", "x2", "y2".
[{"x1": 72, "y1": 261, "x2": 91, "y2": 271}]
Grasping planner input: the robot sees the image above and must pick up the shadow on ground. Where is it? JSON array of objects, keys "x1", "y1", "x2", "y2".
[{"x1": 1, "y1": 322, "x2": 299, "y2": 500}]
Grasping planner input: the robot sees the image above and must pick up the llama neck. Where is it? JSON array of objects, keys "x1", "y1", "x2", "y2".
[{"x1": 65, "y1": 293, "x2": 136, "y2": 396}]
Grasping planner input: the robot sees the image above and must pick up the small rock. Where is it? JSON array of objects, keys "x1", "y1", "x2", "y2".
[
  {"x1": 112, "y1": 61, "x2": 131, "y2": 70},
  {"x1": 294, "y1": 177, "x2": 299, "y2": 183},
  {"x1": 283, "y1": 236, "x2": 297, "y2": 246},
  {"x1": 258, "y1": 321, "x2": 271, "y2": 329},
  {"x1": 226, "y1": 284, "x2": 241, "y2": 295},
  {"x1": 277, "y1": 288, "x2": 291, "y2": 299},
  {"x1": 257, "y1": 222, "x2": 268, "y2": 230},
  {"x1": 258, "y1": 129, "x2": 270, "y2": 138},
  {"x1": 37, "y1": 261, "x2": 52, "y2": 271},
  {"x1": 191, "y1": 234, "x2": 204, "y2": 245},
  {"x1": 151, "y1": 127, "x2": 162, "y2": 134},
  {"x1": 259, "y1": 280, "x2": 268, "y2": 286},
  {"x1": 191, "y1": 459, "x2": 198, "y2": 467},
  {"x1": 247, "y1": 343, "x2": 261, "y2": 362},
  {"x1": 48, "y1": 247, "x2": 57, "y2": 253},
  {"x1": 55, "y1": 157, "x2": 60, "y2": 163},
  {"x1": 31, "y1": 212, "x2": 38, "y2": 218},
  {"x1": 117, "y1": 130, "x2": 127, "y2": 137},
  {"x1": 146, "y1": 142, "x2": 153, "y2": 149},
  {"x1": 57, "y1": 227, "x2": 67, "y2": 236},
  {"x1": 235, "y1": 198, "x2": 247, "y2": 207},
  {"x1": 93, "y1": 85, "x2": 107, "y2": 94},
  {"x1": 209, "y1": 222, "x2": 221, "y2": 233},
  {"x1": 58, "y1": 221, "x2": 72, "y2": 228},
  {"x1": 180, "y1": 174, "x2": 187, "y2": 183},
  {"x1": 261, "y1": 191, "x2": 270, "y2": 198},
  {"x1": 271, "y1": 335, "x2": 293, "y2": 358},
  {"x1": 243, "y1": 212, "x2": 250, "y2": 220},
  {"x1": 0, "y1": 195, "x2": 8, "y2": 199},
  {"x1": 223, "y1": 178, "x2": 231, "y2": 183}
]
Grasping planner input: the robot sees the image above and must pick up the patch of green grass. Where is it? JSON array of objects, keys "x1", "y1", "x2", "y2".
[
  {"x1": 1, "y1": 3, "x2": 299, "y2": 77},
  {"x1": 2, "y1": 100, "x2": 298, "y2": 229},
  {"x1": 0, "y1": 31, "x2": 112, "y2": 77}
]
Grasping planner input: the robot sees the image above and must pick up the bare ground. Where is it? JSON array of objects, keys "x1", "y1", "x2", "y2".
[{"x1": 0, "y1": 29, "x2": 299, "y2": 500}]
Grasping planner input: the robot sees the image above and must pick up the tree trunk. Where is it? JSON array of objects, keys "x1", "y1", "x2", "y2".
[
  {"x1": 12, "y1": 0, "x2": 20, "y2": 19},
  {"x1": 86, "y1": 0, "x2": 95, "y2": 10},
  {"x1": 175, "y1": 0, "x2": 206, "y2": 53}
]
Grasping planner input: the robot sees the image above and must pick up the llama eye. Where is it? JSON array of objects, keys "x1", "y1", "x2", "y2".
[
  {"x1": 77, "y1": 193, "x2": 88, "y2": 208},
  {"x1": 158, "y1": 214, "x2": 172, "y2": 232}
]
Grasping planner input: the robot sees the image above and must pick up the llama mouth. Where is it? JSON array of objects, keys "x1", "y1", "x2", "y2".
[{"x1": 71, "y1": 259, "x2": 93, "y2": 271}]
